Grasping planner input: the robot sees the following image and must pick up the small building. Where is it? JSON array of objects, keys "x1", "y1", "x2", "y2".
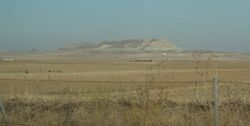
[{"x1": 0, "y1": 57, "x2": 16, "y2": 61}]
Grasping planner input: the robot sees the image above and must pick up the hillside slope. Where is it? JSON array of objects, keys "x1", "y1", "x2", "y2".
[{"x1": 60, "y1": 39, "x2": 182, "y2": 52}]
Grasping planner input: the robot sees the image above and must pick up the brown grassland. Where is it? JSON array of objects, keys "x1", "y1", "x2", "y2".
[{"x1": 0, "y1": 54, "x2": 250, "y2": 126}]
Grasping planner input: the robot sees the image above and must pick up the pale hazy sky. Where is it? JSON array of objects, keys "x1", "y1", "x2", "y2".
[{"x1": 0, "y1": 0, "x2": 249, "y2": 52}]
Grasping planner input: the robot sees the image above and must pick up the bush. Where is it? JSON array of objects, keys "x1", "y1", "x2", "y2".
[{"x1": 24, "y1": 70, "x2": 29, "y2": 74}]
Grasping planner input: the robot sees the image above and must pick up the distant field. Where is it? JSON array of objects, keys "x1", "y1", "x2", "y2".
[{"x1": 0, "y1": 56, "x2": 250, "y2": 126}]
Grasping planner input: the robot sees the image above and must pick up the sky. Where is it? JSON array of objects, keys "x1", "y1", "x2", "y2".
[{"x1": 0, "y1": 0, "x2": 250, "y2": 52}]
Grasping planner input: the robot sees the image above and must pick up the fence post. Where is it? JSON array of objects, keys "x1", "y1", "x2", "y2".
[
  {"x1": 212, "y1": 75, "x2": 219, "y2": 126},
  {"x1": 0, "y1": 98, "x2": 8, "y2": 126}
]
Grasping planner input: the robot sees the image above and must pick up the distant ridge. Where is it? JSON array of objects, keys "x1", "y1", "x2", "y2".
[{"x1": 60, "y1": 39, "x2": 182, "y2": 52}]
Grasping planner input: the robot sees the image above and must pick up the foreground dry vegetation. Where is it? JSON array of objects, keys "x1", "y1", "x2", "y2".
[{"x1": 0, "y1": 55, "x2": 250, "y2": 126}]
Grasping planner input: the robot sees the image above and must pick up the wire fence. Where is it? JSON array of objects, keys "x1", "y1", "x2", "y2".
[{"x1": 0, "y1": 78, "x2": 249, "y2": 126}]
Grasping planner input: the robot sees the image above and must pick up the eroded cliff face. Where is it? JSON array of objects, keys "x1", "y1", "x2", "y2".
[{"x1": 60, "y1": 39, "x2": 182, "y2": 52}]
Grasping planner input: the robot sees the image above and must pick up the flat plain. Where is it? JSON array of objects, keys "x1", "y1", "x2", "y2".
[{"x1": 0, "y1": 52, "x2": 250, "y2": 126}]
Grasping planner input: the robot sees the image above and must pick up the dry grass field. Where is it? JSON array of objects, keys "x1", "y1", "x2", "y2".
[{"x1": 0, "y1": 54, "x2": 250, "y2": 126}]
